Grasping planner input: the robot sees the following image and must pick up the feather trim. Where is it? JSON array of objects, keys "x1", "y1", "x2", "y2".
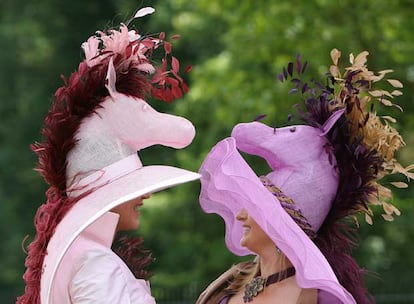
[
  {"x1": 277, "y1": 50, "x2": 412, "y2": 304},
  {"x1": 328, "y1": 48, "x2": 411, "y2": 223},
  {"x1": 17, "y1": 15, "x2": 189, "y2": 304}
]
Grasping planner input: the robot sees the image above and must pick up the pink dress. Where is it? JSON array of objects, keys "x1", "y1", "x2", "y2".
[{"x1": 50, "y1": 212, "x2": 156, "y2": 304}]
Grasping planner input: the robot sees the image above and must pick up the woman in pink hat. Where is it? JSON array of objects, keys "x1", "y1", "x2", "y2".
[
  {"x1": 17, "y1": 7, "x2": 200, "y2": 304},
  {"x1": 196, "y1": 50, "x2": 412, "y2": 304}
]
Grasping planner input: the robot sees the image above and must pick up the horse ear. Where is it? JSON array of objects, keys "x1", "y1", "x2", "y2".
[
  {"x1": 105, "y1": 58, "x2": 118, "y2": 98},
  {"x1": 320, "y1": 109, "x2": 345, "y2": 136}
]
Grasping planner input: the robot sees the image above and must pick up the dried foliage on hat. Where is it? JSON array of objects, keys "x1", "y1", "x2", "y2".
[{"x1": 277, "y1": 49, "x2": 413, "y2": 303}]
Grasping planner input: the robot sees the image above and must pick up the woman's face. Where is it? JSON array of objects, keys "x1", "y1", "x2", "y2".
[
  {"x1": 111, "y1": 193, "x2": 151, "y2": 232},
  {"x1": 236, "y1": 208, "x2": 275, "y2": 254}
]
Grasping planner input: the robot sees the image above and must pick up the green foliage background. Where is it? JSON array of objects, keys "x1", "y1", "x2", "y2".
[{"x1": 1, "y1": 0, "x2": 413, "y2": 303}]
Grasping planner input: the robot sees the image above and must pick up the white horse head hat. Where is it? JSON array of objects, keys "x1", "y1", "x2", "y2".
[{"x1": 17, "y1": 7, "x2": 200, "y2": 304}]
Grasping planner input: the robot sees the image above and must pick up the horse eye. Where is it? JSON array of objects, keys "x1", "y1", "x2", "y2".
[{"x1": 289, "y1": 126, "x2": 296, "y2": 132}]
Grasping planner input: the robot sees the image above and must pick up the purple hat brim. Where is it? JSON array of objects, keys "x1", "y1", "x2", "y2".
[{"x1": 199, "y1": 137, "x2": 355, "y2": 303}]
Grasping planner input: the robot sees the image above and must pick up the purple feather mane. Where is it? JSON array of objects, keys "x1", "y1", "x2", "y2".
[{"x1": 277, "y1": 50, "x2": 411, "y2": 304}]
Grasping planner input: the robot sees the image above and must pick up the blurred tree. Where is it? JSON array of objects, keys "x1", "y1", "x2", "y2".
[
  {"x1": 139, "y1": 0, "x2": 414, "y2": 302},
  {"x1": 1, "y1": 0, "x2": 413, "y2": 303},
  {"x1": 0, "y1": 0, "x2": 119, "y2": 300}
]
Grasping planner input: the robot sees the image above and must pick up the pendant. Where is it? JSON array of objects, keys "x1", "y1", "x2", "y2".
[{"x1": 243, "y1": 276, "x2": 266, "y2": 303}]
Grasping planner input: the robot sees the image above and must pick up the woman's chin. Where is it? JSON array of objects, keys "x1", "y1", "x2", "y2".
[
  {"x1": 118, "y1": 220, "x2": 140, "y2": 232},
  {"x1": 240, "y1": 237, "x2": 249, "y2": 248},
  {"x1": 131, "y1": 220, "x2": 140, "y2": 230}
]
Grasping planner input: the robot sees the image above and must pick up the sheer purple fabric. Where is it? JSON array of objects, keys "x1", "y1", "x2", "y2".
[{"x1": 199, "y1": 136, "x2": 356, "y2": 303}]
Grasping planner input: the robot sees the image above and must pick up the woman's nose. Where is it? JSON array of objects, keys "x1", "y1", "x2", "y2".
[
  {"x1": 236, "y1": 208, "x2": 248, "y2": 221},
  {"x1": 141, "y1": 193, "x2": 151, "y2": 200}
]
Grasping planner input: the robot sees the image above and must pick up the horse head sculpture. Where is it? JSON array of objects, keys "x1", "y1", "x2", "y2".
[
  {"x1": 66, "y1": 59, "x2": 196, "y2": 189},
  {"x1": 231, "y1": 111, "x2": 343, "y2": 231}
]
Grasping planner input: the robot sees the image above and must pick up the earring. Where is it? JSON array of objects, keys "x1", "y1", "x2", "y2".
[{"x1": 276, "y1": 246, "x2": 281, "y2": 254}]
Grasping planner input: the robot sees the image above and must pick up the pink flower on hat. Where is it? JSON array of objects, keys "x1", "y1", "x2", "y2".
[{"x1": 17, "y1": 7, "x2": 197, "y2": 304}]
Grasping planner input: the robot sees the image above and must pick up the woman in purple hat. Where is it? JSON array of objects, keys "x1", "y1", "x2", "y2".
[
  {"x1": 17, "y1": 7, "x2": 200, "y2": 304},
  {"x1": 196, "y1": 50, "x2": 412, "y2": 304}
]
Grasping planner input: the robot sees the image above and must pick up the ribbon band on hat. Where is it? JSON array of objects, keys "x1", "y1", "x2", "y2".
[{"x1": 67, "y1": 153, "x2": 143, "y2": 197}]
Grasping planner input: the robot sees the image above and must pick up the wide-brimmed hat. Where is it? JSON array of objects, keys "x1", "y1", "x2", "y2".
[
  {"x1": 18, "y1": 7, "x2": 200, "y2": 304},
  {"x1": 198, "y1": 50, "x2": 412, "y2": 304},
  {"x1": 38, "y1": 46, "x2": 201, "y2": 303},
  {"x1": 199, "y1": 123, "x2": 355, "y2": 303}
]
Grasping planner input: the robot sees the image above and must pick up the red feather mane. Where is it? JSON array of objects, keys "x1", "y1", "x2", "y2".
[{"x1": 17, "y1": 24, "x2": 189, "y2": 303}]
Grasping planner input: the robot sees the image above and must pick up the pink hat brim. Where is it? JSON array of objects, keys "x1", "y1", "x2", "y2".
[
  {"x1": 199, "y1": 137, "x2": 355, "y2": 303},
  {"x1": 41, "y1": 165, "x2": 200, "y2": 304}
]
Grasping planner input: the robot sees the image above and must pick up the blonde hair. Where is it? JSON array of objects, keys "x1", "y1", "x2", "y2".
[
  {"x1": 226, "y1": 254, "x2": 291, "y2": 293},
  {"x1": 226, "y1": 259, "x2": 260, "y2": 294}
]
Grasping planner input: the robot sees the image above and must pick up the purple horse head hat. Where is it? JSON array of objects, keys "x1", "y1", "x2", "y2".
[
  {"x1": 199, "y1": 50, "x2": 412, "y2": 304},
  {"x1": 231, "y1": 109, "x2": 344, "y2": 231}
]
